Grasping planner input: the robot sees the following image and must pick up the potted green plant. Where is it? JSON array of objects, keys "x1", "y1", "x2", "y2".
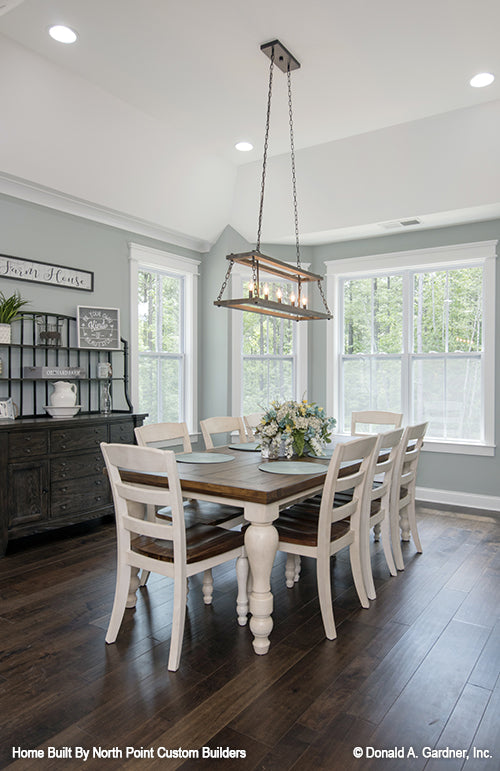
[{"x1": 0, "y1": 290, "x2": 30, "y2": 344}]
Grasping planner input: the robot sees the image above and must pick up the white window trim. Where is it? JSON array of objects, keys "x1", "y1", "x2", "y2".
[
  {"x1": 129, "y1": 242, "x2": 200, "y2": 433},
  {"x1": 230, "y1": 263, "x2": 308, "y2": 416},
  {"x1": 325, "y1": 240, "x2": 497, "y2": 456}
]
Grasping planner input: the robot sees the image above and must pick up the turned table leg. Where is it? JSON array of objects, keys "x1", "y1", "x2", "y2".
[{"x1": 244, "y1": 514, "x2": 279, "y2": 655}]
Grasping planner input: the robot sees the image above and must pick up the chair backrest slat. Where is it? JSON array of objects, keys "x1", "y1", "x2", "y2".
[
  {"x1": 200, "y1": 416, "x2": 247, "y2": 449},
  {"x1": 351, "y1": 410, "x2": 403, "y2": 436},
  {"x1": 135, "y1": 421, "x2": 192, "y2": 453}
]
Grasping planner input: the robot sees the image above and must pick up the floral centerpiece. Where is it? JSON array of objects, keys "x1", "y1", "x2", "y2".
[{"x1": 255, "y1": 399, "x2": 336, "y2": 458}]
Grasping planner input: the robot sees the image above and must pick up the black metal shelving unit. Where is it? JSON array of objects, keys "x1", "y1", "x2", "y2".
[{"x1": 0, "y1": 311, "x2": 133, "y2": 417}]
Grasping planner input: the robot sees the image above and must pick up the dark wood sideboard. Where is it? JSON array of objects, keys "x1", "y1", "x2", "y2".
[{"x1": 0, "y1": 412, "x2": 147, "y2": 556}]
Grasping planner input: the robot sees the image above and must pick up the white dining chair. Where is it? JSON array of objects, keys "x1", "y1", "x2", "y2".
[
  {"x1": 351, "y1": 410, "x2": 403, "y2": 435},
  {"x1": 243, "y1": 412, "x2": 264, "y2": 438},
  {"x1": 101, "y1": 442, "x2": 248, "y2": 671},
  {"x1": 200, "y1": 416, "x2": 247, "y2": 449},
  {"x1": 274, "y1": 435, "x2": 378, "y2": 639},
  {"x1": 390, "y1": 422, "x2": 428, "y2": 570}
]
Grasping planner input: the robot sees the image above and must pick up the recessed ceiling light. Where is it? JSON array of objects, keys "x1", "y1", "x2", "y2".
[
  {"x1": 49, "y1": 25, "x2": 78, "y2": 44},
  {"x1": 235, "y1": 141, "x2": 254, "y2": 152},
  {"x1": 469, "y1": 72, "x2": 494, "y2": 88}
]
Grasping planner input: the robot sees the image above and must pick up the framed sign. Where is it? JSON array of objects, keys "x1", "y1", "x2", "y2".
[
  {"x1": 0, "y1": 254, "x2": 93, "y2": 291},
  {"x1": 77, "y1": 306, "x2": 121, "y2": 350}
]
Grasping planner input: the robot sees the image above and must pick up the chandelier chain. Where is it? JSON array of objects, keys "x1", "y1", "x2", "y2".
[
  {"x1": 216, "y1": 259, "x2": 234, "y2": 302},
  {"x1": 318, "y1": 278, "x2": 331, "y2": 314},
  {"x1": 256, "y1": 48, "x2": 275, "y2": 252},
  {"x1": 287, "y1": 68, "x2": 301, "y2": 269}
]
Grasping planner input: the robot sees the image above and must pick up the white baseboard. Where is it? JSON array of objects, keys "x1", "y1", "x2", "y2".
[{"x1": 416, "y1": 486, "x2": 500, "y2": 513}]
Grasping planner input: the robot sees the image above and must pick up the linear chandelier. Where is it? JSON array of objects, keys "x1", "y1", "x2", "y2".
[{"x1": 214, "y1": 39, "x2": 332, "y2": 322}]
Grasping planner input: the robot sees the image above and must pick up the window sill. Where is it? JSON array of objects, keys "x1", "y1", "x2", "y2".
[
  {"x1": 334, "y1": 434, "x2": 495, "y2": 457},
  {"x1": 422, "y1": 440, "x2": 494, "y2": 457}
]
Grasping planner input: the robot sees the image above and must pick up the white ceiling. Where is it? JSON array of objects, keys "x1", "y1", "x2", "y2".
[{"x1": 1, "y1": 0, "x2": 500, "y2": 248}]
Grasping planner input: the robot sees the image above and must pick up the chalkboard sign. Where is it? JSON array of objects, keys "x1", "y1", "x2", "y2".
[{"x1": 77, "y1": 306, "x2": 121, "y2": 350}]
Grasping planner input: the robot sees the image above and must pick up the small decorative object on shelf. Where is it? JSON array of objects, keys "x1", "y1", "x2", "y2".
[
  {"x1": 255, "y1": 399, "x2": 336, "y2": 458},
  {"x1": 36, "y1": 315, "x2": 63, "y2": 346},
  {"x1": 100, "y1": 379, "x2": 112, "y2": 414},
  {"x1": 0, "y1": 290, "x2": 30, "y2": 344}
]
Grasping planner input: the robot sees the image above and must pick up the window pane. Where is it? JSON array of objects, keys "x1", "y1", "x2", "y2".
[
  {"x1": 448, "y1": 267, "x2": 483, "y2": 353},
  {"x1": 373, "y1": 275, "x2": 403, "y2": 353},
  {"x1": 343, "y1": 357, "x2": 402, "y2": 431},
  {"x1": 138, "y1": 355, "x2": 158, "y2": 424},
  {"x1": 160, "y1": 358, "x2": 181, "y2": 421},
  {"x1": 138, "y1": 270, "x2": 158, "y2": 352},
  {"x1": 343, "y1": 278, "x2": 371, "y2": 353},
  {"x1": 412, "y1": 357, "x2": 481, "y2": 440},
  {"x1": 161, "y1": 275, "x2": 182, "y2": 353},
  {"x1": 242, "y1": 358, "x2": 293, "y2": 413},
  {"x1": 413, "y1": 268, "x2": 483, "y2": 353}
]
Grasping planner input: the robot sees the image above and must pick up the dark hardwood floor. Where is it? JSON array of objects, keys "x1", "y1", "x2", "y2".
[{"x1": 0, "y1": 504, "x2": 498, "y2": 770}]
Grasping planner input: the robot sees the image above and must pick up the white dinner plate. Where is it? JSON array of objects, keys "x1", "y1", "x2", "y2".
[
  {"x1": 231, "y1": 441, "x2": 261, "y2": 451},
  {"x1": 259, "y1": 461, "x2": 329, "y2": 475},
  {"x1": 176, "y1": 452, "x2": 235, "y2": 464}
]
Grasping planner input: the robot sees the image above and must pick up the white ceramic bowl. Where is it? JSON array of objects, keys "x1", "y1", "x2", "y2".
[{"x1": 44, "y1": 405, "x2": 81, "y2": 419}]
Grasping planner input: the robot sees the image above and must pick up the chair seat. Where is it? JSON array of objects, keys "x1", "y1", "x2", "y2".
[
  {"x1": 132, "y1": 524, "x2": 244, "y2": 564},
  {"x1": 156, "y1": 500, "x2": 244, "y2": 528},
  {"x1": 275, "y1": 511, "x2": 350, "y2": 546}
]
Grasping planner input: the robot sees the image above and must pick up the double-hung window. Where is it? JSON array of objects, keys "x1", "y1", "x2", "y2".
[
  {"x1": 326, "y1": 241, "x2": 496, "y2": 453},
  {"x1": 129, "y1": 243, "x2": 199, "y2": 429},
  {"x1": 231, "y1": 267, "x2": 307, "y2": 415}
]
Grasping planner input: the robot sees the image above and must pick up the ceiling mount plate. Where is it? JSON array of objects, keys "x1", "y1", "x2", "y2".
[{"x1": 260, "y1": 39, "x2": 300, "y2": 73}]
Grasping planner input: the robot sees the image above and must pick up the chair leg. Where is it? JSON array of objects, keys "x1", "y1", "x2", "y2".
[
  {"x1": 400, "y1": 503, "x2": 411, "y2": 541},
  {"x1": 105, "y1": 562, "x2": 131, "y2": 643},
  {"x1": 349, "y1": 542, "x2": 369, "y2": 609},
  {"x1": 373, "y1": 522, "x2": 381, "y2": 542},
  {"x1": 285, "y1": 553, "x2": 296, "y2": 588},
  {"x1": 380, "y1": 516, "x2": 397, "y2": 577},
  {"x1": 294, "y1": 555, "x2": 301, "y2": 582},
  {"x1": 168, "y1": 576, "x2": 187, "y2": 671},
  {"x1": 139, "y1": 570, "x2": 150, "y2": 587},
  {"x1": 407, "y1": 496, "x2": 423, "y2": 553},
  {"x1": 316, "y1": 555, "x2": 336, "y2": 639},
  {"x1": 390, "y1": 505, "x2": 405, "y2": 571},
  {"x1": 236, "y1": 552, "x2": 249, "y2": 626},
  {"x1": 202, "y1": 569, "x2": 214, "y2": 605},
  {"x1": 361, "y1": 519, "x2": 376, "y2": 601}
]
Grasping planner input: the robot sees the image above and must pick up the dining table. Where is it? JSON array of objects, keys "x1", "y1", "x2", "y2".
[{"x1": 119, "y1": 443, "x2": 338, "y2": 656}]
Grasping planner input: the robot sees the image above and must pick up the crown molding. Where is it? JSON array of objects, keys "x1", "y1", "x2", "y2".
[{"x1": 0, "y1": 172, "x2": 210, "y2": 254}]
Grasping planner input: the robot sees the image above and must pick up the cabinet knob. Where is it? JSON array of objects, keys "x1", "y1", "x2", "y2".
[
  {"x1": 94, "y1": 479, "x2": 102, "y2": 487},
  {"x1": 25, "y1": 448, "x2": 32, "y2": 454},
  {"x1": 42, "y1": 488, "x2": 48, "y2": 494}
]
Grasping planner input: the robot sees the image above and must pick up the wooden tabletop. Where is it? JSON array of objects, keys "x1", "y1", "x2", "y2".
[{"x1": 120, "y1": 445, "x2": 331, "y2": 505}]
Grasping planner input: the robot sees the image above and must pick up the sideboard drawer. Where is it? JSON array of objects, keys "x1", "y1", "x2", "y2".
[
  {"x1": 109, "y1": 422, "x2": 136, "y2": 444},
  {"x1": 51, "y1": 475, "x2": 111, "y2": 518},
  {"x1": 51, "y1": 451, "x2": 104, "y2": 482},
  {"x1": 9, "y1": 431, "x2": 49, "y2": 460},
  {"x1": 51, "y1": 425, "x2": 108, "y2": 453}
]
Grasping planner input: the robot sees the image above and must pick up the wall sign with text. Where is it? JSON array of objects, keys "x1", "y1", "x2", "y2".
[
  {"x1": 0, "y1": 253, "x2": 94, "y2": 291},
  {"x1": 77, "y1": 306, "x2": 121, "y2": 350}
]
